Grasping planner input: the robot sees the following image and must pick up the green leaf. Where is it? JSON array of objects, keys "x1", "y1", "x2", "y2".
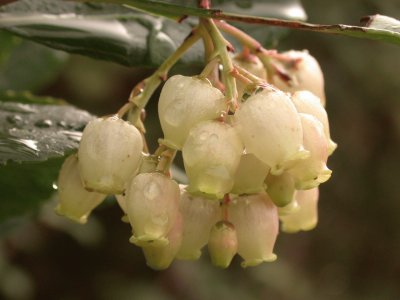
[
  {"x1": 0, "y1": 156, "x2": 63, "y2": 221},
  {"x1": 0, "y1": 90, "x2": 64, "y2": 105},
  {"x1": 0, "y1": 31, "x2": 69, "y2": 92},
  {"x1": 0, "y1": 101, "x2": 94, "y2": 164},
  {"x1": 0, "y1": 98, "x2": 94, "y2": 221},
  {"x1": 0, "y1": 0, "x2": 305, "y2": 67}
]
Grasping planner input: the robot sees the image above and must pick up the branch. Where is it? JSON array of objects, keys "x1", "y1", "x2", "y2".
[{"x1": 76, "y1": 0, "x2": 400, "y2": 46}]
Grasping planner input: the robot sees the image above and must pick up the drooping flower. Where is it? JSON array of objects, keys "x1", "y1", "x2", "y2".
[
  {"x1": 235, "y1": 88, "x2": 308, "y2": 175},
  {"x1": 78, "y1": 115, "x2": 143, "y2": 194},
  {"x1": 55, "y1": 154, "x2": 106, "y2": 224},
  {"x1": 158, "y1": 75, "x2": 226, "y2": 149},
  {"x1": 280, "y1": 188, "x2": 319, "y2": 233},
  {"x1": 183, "y1": 120, "x2": 243, "y2": 198},
  {"x1": 126, "y1": 172, "x2": 180, "y2": 247},
  {"x1": 229, "y1": 193, "x2": 279, "y2": 267}
]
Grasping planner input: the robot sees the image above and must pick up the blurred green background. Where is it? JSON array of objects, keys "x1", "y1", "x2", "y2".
[{"x1": 1, "y1": 1, "x2": 400, "y2": 299}]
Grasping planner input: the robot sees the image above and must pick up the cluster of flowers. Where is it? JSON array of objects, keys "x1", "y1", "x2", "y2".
[{"x1": 56, "y1": 49, "x2": 336, "y2": 269}]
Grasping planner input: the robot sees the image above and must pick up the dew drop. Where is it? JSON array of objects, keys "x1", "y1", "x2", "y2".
[
  {"x1": 198, "y1": 131, "x2": 209, "y2": 141},
  {"x1": 57, "y1": 121, "x2": 68, "y2": 128},
  {"x1": 61, "y1": 131, "x2": 82, "y2": 142},
  {"x1": 163, "y1": 99, "x2": 186, "y2": 127},
  {"x1": 143, "y1": 181, "x2": 161, "y2": 200},
  {"x1": 209, "y1": 133, "x2": 219, "y2": 144},
  {"x1": 152, "y1": 213, "x2": 168, "y2": 226},
  {"x1": 6, "y1": 114, "x2": 23, "y2": 125},
  {"x1": 35, "y1": 119, "x2": 53, "y2": 128}
]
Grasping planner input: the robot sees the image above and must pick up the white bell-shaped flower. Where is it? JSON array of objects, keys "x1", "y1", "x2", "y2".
[
  {"x1": 229, "y1": 193, "x2": 279, "y2": 267},
  {"x1": 176, "y1": 188, "x2": 221, "y2": 260},
  {"x1": 235, "y1": 88, "x2": 308, "y2": 175},
  {"x1": 183, "y1": 120, "x2": 243, "y2": 199},
  {"x1": 266, "y1": 171, "x2": 296, "y2": 207},
  {"x1": 232, "y1": 153, "x2": 270, "y2": 195},
  {"x1": 115, "y1": 194, "x2": 130, "y2": 223},
  {"x1": 78, "y1": 115, "x2": 143, "y2": 194},
  {"x1": 272, "y1": 50, "x2": 326, "y2": 105},
  {"x1": 233, "y1": 54, "x2": 267, "y2": 98},
  {"x1": 292, "y1": 90, "x2": 337, "y2": 154},
  {"x1": 126, "y1": 172, "x2": 180, "y2": 247},
  {"x1": 158, "y1": 75, "x2": 226, "y2": 150},
  {"x1": 142, "y1": 214, "x2": 183, "y2": 270},
  {"x1": 280, "y1": 188, "x2": 319, "y2": 233},
  {"x1": 288, "y1": 113, "x2": 331, "y2": 190},
  {"x1": 278, "y1": 199, "x2": 300, "y2": 217},
  {"x1": 208, "y1": 220, "x2": 238, "y2": 268},
  {"x1": 55, "y1": 155, "x2": 106, "y2": 224}
]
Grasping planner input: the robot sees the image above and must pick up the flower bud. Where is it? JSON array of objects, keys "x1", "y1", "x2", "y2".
[
  {"x1": 78, "y1": 115, "x2": 143, "y2": 194},
  {"x1": 266, "y1": 171, "x2": 296, "y2": 207},
  {"x1": 126, "y1": 173, "x2": 180, "y2": 247},
  {"x1": 176, "y1": 188, "x2": 221, "y2": 260},
  {"x1": 272, "y1": 50, "x2": 326, "y2": 105},
  {"x1": 55, "y1": 155, "x2": 106, "y2": 224},
  {"x1": 232, "y1": 54, "x2": 267, "y2": 99},
  {"x1": 183, "y1": 120, "x2": 243, "y2": 199},
  {"x1": 208, "y1": 221, "x2": 238, "y2": 268},
  {"x1": 292, "y1": 91, "x2": 337, "y2": 154},
  {"x1": 280, "y1": 188, "x2": 319, "y2": 233},
  {"x1": 288, "y1": 113, "x2": 331, "y2": 190},
  {"x1": 158, "y1": 75, "x2": 226, "y2": 149},
  {"x1": 229, "y1": 193, "x2": 279, "y2": 267},
  {"x1": 142, "y1": 214, "x2": 183, "y2": 270},
  {"x1": 235, "y1": 89, "x2": 308, "y2": 175}
]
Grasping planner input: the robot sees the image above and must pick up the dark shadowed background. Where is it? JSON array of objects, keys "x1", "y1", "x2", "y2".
[{"x1": 0, "y1": 0, "x2": 399, "y2": 299}]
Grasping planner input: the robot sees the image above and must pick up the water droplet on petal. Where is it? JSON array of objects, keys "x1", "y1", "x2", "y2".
[
  {"x1": 164, "y1": 99, "x2": 186, "y2": 127},
  {"x1": 144, "y1": 181, "x2": 161, "y2": 200}
]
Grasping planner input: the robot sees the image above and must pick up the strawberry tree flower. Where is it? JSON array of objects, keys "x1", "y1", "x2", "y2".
[
  {"x1": 265, "y1": 171, "x2": 296, "y2": 207},
  {"x1": 232, "y1": 53, "x2": 267, "y2": 98},
  {"x1": 158, "y1": 75, "x2": 226, "y2": 150},
  {"x1": 55, "y1": 154, "x2": 106, "y2": 224},
  {"x1": 288, "y1": 113, "x2": 331, "y2": 190},
  {"x1": 54, "y1": 3, "x2": 339, "y2": 269},
  {"x1": 231, "y1": 153, "x2": 270, "y2": 195},
  {"x1": 182, "y1": 120, "x2": 243, "y2": 198},
  {"x1": 208, "y1": 220, "x2": 238, "y2": 268},
  {"x1": 176, "y1": 187, "x2": 221, "y2": 260},
  {"x1": 291, "y1": 90, "x2": 337, "y2": 154},
  {"x1": 229, "y1": 193, "x2": 279, "y2": 267},
  {"x1": 272, "y1": 50, "x2": 326, "y2": 105},
  {"x1": 126, "y1": 172, "x2": 180, "y2": 247},
  {"x1": 280, "y1": 188, "x2": 319, "y2": 233},
  {"x1": 78, "y1": 115, "x2": 143, "y2": 194},
  {"x1": 235, "y1": 88, "x2": 309, "y2": 175},
  {"x1": 142, "y1": 214, "x2": 183, "y2": 270}
]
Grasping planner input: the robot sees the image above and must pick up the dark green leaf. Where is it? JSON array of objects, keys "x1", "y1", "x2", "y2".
[
  {"x1": 0, "y1": 31, "x2": 69, "y2": 92},
  {"x1": 0, "y1": 156, "x2": 63, "y2": 221},
  {"x1": 0, "y1": 99, "x2": 94, "y2": 221},
  {"x1": 0, "y1": 101, "x2": 94, "y2": 164},
  {"x1": 0, "y1": 0, "x2": 305, "y2": 67}
]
